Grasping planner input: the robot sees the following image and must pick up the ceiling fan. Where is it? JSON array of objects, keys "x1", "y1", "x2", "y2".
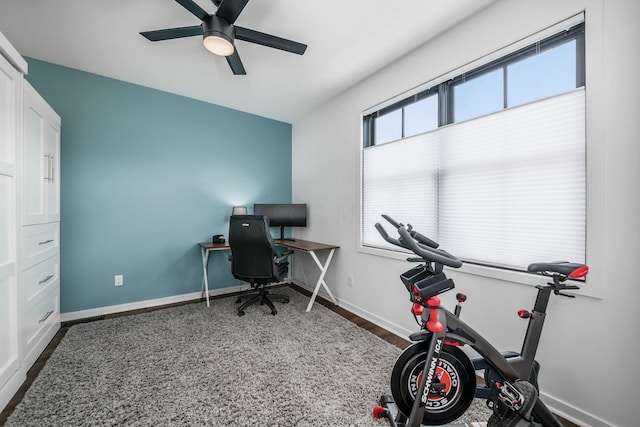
[{"x1": 140, "y1": 0, "x2": 307, "y2": 75}]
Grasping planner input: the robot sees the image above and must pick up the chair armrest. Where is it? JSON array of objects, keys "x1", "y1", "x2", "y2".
[{"x1": 276, "y1": 249, "x2": 294, "y2": 264}]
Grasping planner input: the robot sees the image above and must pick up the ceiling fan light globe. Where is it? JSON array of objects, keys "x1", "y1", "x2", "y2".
[{"x1": 203, "y1": 35, "x2": 234, "y2": 56}]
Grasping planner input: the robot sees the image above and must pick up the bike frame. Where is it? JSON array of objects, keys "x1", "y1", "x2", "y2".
[
  {"x1": 373, "y1": 216, "x2": 585, "y2": 427},
  {"x1": 404, "y1": 282, "x2": 565, "y2": 427}
]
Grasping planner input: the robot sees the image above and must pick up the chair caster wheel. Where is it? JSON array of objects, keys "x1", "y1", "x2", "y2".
[
  {"x1": 238, "y1": 311, "x2": 245, "y2": 316},
  {"x1": 235, "y1": 298, "x2": 242, "y2": 304},
  {"x1": 271, "y1": 310, "x2": 277, "y2": 315}
]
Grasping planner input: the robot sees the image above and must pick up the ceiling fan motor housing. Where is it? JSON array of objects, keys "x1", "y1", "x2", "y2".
[{"x1": 203, "y1": 15, "x2": 235, "y2": 52}]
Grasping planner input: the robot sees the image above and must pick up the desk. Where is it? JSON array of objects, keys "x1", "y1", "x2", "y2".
[
  {"x1": 275, "y1": 239, "x2": 339, "y2": 312},
  {"x1": 199, "y1": 242, "x2": 230, "y2": 307},
  {"x1": 199, "y1": 239, "x2": 339, "y2": 311}
]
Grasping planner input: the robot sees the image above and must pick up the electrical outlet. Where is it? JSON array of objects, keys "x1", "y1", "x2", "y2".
[
  {"x1": 347, "y1": 275, "x2": 354, "y2": 287},
  {"x1": 114, "y1": 275, "x2": 124, "y2": 287}
]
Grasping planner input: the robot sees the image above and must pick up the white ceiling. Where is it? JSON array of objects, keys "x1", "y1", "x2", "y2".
[{"x1": 0, "y1": 0, "x2": 497, "y2": 123}]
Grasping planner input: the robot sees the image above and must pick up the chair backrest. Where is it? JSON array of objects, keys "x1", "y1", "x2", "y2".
[{"x1": 229, "y1": 215, "x2": 281, "y2": 283}]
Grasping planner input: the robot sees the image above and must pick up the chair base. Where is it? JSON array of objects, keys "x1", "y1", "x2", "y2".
[{"x1": 236, "y1": 286, "x2": 289, "y2": 316}]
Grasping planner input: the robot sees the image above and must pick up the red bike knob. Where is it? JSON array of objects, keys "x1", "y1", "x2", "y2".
[
  {"x1": 518, "y1": 309, "x2": 531, "y2": 319},
  {"x1": 426, "y1": 296, "x2": 444, "y2": 332},
  {"x1": 411, "y1": 303, "x2": 424, "y2": 316},
  {"x1": 427, "y1": 296, "x2": 441, "y2": 308},
  {"x1": 456, "y1": 292, "x2": 467, "y2": 303},
  {"x1": 372, "y1": 406, "x2": 387, "y2": 419}
]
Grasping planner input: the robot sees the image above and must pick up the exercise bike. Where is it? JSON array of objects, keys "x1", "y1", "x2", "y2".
[{"x1": 371, "y1": 215, "x2": 588, "y2": 427}]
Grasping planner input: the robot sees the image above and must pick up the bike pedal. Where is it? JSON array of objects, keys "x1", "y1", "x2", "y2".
[
  {"x1": 496, "y1": 381, "x2": 526, "y2": 411},
  {"x1": 488, "y1": 381, "x2": 538, "y2": 427}
]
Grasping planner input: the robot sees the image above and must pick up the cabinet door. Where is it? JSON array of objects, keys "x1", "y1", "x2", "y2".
[
  {"x1": 0, "y1": 50, "x2": 20, "y2": 393},
  {"x1": 0, "y1": 50, "x2": 17, "y2": 172},
  {"x1": 22, "y1": 85, "x2": 47, "y2": 226},
  {"x1": 45, "y1": 117, "x2": 60, "y2": 222}
]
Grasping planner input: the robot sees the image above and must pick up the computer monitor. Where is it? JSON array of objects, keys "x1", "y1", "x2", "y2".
[{"x1": 253, "y1": 203, "x2": 307, "y2": 240}]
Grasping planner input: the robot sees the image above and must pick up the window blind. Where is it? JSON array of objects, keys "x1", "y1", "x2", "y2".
[
  {"x1": 362, "y1": 132, "x2": 438, "y2": 251},
  {"x1": 362, "y1": 89, "x2": 586, "y2": 269},
  {"x1": 439, "y1": 89, "x2": 586, "y2": 268}
]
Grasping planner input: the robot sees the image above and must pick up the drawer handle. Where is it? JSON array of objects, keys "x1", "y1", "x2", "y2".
[
  {"x1": 38, "y1": 239, "x2": 54, "y2": 246},
  {"x1": 39, "y1": 310, "x2": 54, "y2": 323},
  {"x1": 39, "y1": 275, "x2": 54, "y2": 285}
]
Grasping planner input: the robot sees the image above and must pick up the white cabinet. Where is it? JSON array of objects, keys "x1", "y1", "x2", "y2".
[
  {"x1": 23, "y1": 82, "x2": 60, "y2": 226},
  {"x1": 0, "y1": 30, "x2": 60, "y2": 413},
  {"x1": 0, "y1": 30, "x2": 27, "y2": 412},
  {"x1": 20, "y1": 82, "x2": 61, "y2": 377}
]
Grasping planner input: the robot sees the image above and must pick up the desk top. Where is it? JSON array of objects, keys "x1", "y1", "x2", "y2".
[
  {"x1": 275, "y1": 239, "x2": 339, "y2": 252},
  {"x1": 199, "y1": 242, "x2": 230, "y2": 250},
  {"x1": 199, "y1": 239, "x2": 338, "y2": 252}
]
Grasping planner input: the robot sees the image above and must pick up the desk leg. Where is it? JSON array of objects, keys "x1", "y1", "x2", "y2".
[
  {"x1": 201, "y1": 247, "x2": 211, "y2": 307},
  {"x1": 305, "y1": 248, "x2": 337, "y2": 312}
]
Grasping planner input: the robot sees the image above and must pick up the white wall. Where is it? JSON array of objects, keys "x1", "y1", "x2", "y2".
[{"x1": 291, "y1": 0, "x2": 640, "y2": 426}]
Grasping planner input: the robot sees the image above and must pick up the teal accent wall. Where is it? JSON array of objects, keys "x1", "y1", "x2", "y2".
[{"x1": 25, "y1": 58, "x2": 292, "y2": 314}]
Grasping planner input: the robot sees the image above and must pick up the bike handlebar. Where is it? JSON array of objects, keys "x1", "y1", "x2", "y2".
[
  {"x1": 397, "y1": 227, "x2": 463, "y2": 268},
  {"x1": 375, "y1": 222, "x2": 409, "y2": 250},
  {"x1": 376, "y1": 216, "x2": 462, "y2": 268},
  {"x1": 381, "y1": 214, "x2": 402, "y2": 229},
  {"x1": 412, "y1": 230, "x2": 440, "y2": 249},
  {"x1": 382, "y1": 214, "x2": 439, "y2": 248}
]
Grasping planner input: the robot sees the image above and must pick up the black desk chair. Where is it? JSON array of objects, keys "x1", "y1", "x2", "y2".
[{"x1": 229, "y1": 215, "x2": 293, "y2": 316}]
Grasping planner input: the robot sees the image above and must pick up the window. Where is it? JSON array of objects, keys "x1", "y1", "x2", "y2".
[
  {"x1": 363, "y1": 88, "x2": 439, "y2": 147},
  {"x1": 374, "y1": 110, "x2": 402, "y2": 145},
  {"x1": 507, "y1": 40, "x2": 577, "y2": 107},
  {"x1": 404, "y1": 94, "x2": 438, "y2": 137},
  {"x1": 361, "y1": 21, "x2": 586, "y2": 271},
  {"x1": 453, "y1": 68, "x2": 503, "y2": 122}
]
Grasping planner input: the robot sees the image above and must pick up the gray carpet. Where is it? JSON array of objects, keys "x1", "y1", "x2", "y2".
[{"x1": 7, "y1": 289, "x2": 491, "y2": 426}]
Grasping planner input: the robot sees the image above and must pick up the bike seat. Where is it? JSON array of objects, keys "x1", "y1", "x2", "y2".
[{"x1": 527, "y1": 262, "x2": 588, "y2": 278}]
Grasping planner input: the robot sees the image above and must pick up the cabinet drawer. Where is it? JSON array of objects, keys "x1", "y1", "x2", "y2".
[
  {"x1": 23, "y1": 286, "x2": 59, "y2": 358},
  {"x1": 23, "y1": 255, "x2": 59, "y2": 312},
  {"x1": 22, "y1": 223, "x2": 59, "y2": 270}
]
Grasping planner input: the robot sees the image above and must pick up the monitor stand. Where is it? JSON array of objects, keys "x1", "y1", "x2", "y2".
[{"x1": 279, "y1": 226, "x2": 295, "y2": 241}]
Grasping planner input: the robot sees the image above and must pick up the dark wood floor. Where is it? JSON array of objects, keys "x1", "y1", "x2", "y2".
[
  {"x1": 0, "y1": 285, "x2": 578, "y2": 426},
  {"x1": 0, "y1": 326, "x2": 69, "y2": 426}
]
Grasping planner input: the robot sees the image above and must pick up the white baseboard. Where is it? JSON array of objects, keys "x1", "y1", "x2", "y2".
[
  {"x1": 60, "y1": 285, "x2": 245, "y2": 322},
  {"x1": 541, "y1": 392, "x2": 615, "y2": 427}
]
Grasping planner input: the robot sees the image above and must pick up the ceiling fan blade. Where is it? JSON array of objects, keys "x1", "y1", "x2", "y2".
[
  {"x1": 235, "y1": 27, "x2": 307, "y2": 55},
  {"x1": 225, "y1": 49, "x2": 246, "y2": 75},
  {"x1": 140, "y1": 25, "x2": 203, "y2": 41},
  {"x1": 175, "y1": 0, "x2": 210, "y2": 20},
  {"x1": 215, "y1": 0, "x2": 249, "y2": 25}
]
